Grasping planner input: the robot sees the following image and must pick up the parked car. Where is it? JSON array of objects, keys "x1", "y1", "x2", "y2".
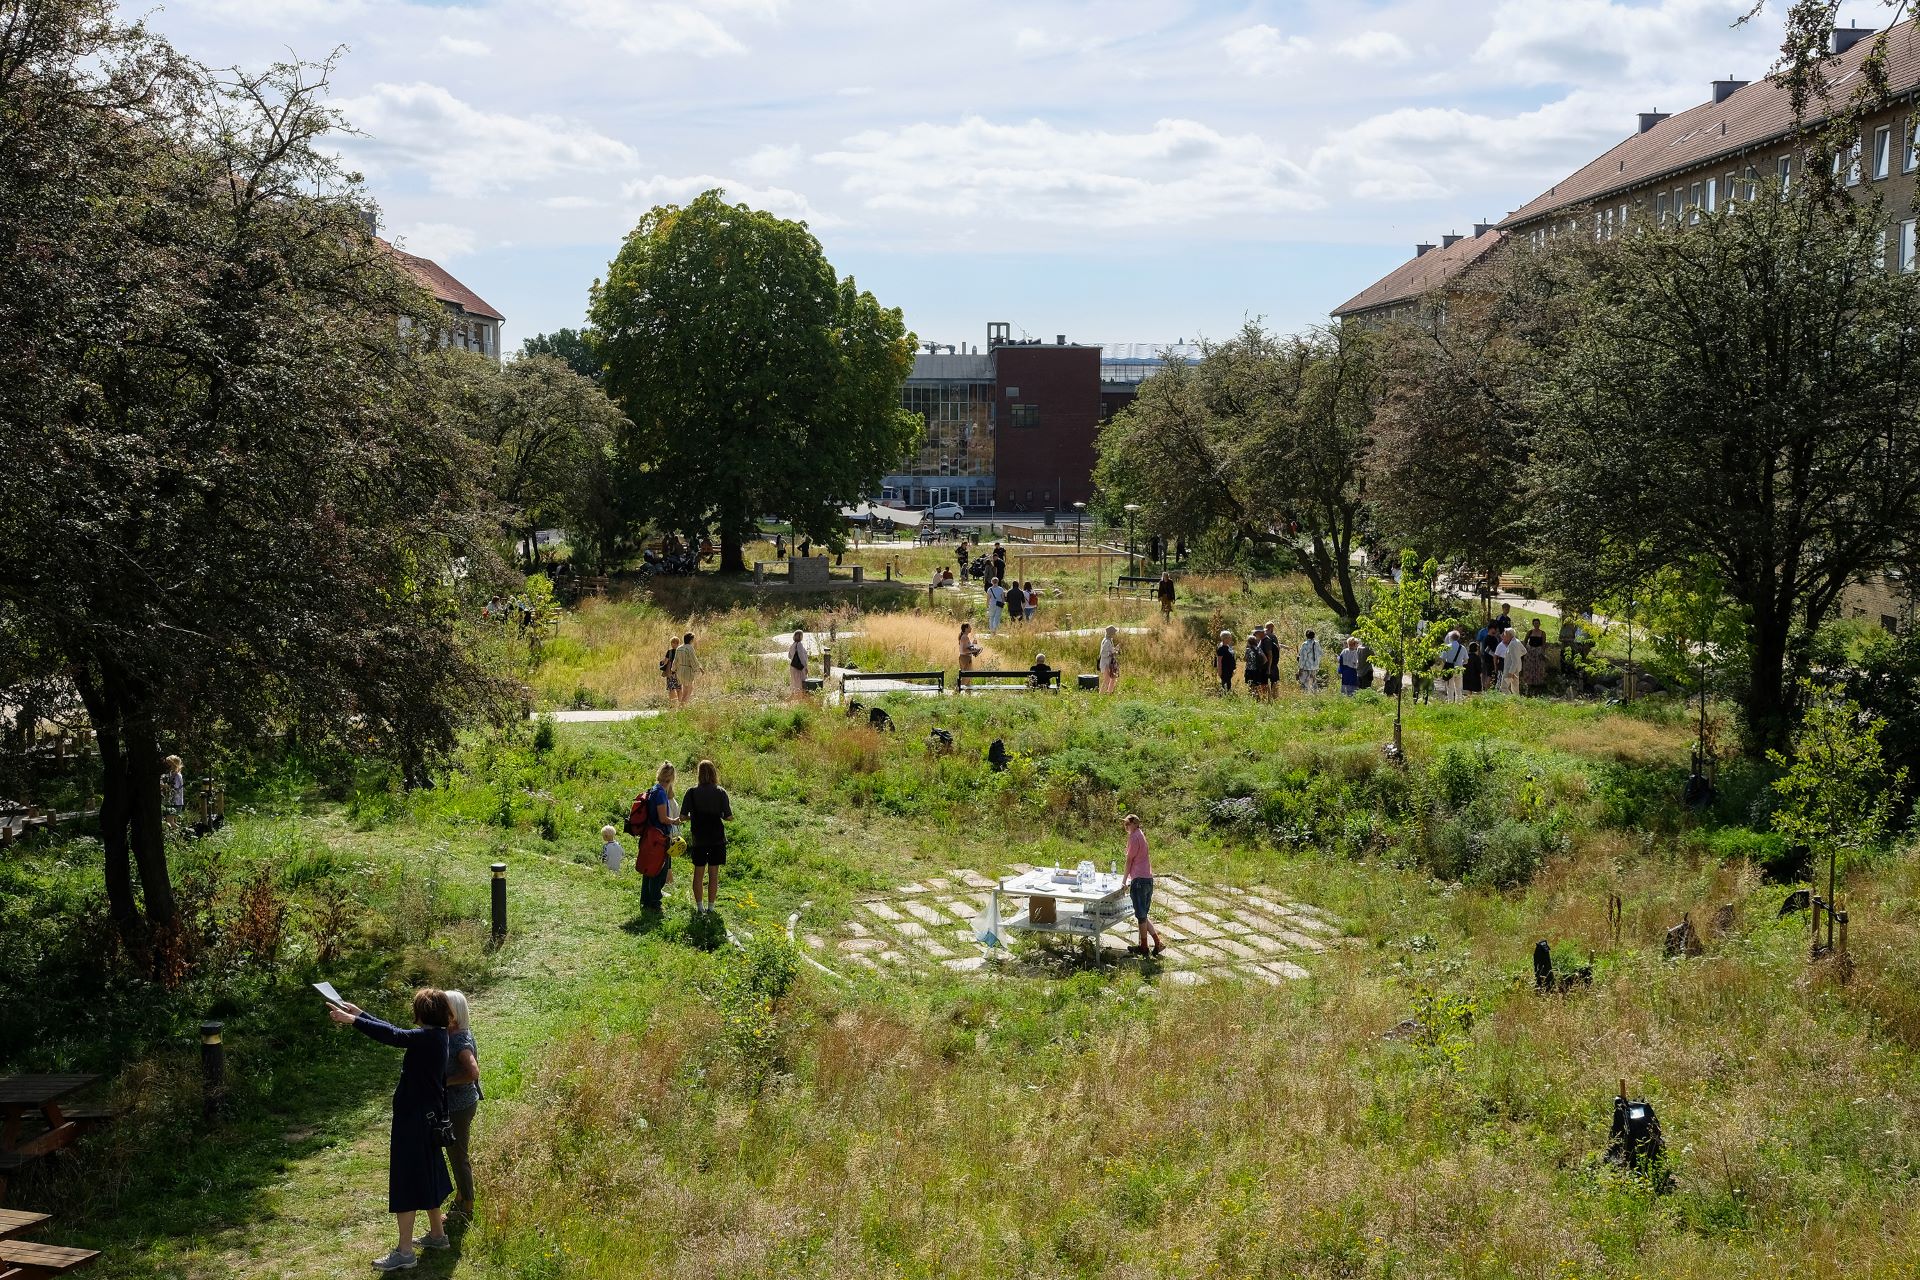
[{"x1": 924, "y1": 501, "x2": 966, "y2": 519}]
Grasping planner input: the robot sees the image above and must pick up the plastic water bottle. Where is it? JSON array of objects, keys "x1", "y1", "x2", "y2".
[{"x1": 1077, "y1": 859, "x2": 1096, "y2": 887}]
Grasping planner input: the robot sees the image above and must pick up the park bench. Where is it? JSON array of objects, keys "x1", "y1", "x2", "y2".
[
  {"x1": 839, "y1": 670, "x2": 946, "y2": 696},
  {"x1": 1497, "y1": 574, "x2": 1535, "y2": 596},
  {"x1": 957, "y1": 669, "x2": 1063, "y2": 692},
  {"x1": 1105, "y1": 575, "x2": 1163, "y2": 599}
]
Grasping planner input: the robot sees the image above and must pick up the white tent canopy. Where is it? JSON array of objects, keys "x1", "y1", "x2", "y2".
[{"x1": 840, "y1": 503, "x2": 924, "y2": 527}]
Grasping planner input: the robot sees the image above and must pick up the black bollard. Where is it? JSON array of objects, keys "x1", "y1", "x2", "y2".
[
  {"x1": 490, "y1": 862, "x2": 508, "y2": 939},
  {"x1": 200, "y1": 1020, "x2": 226, "y2": 1120}
]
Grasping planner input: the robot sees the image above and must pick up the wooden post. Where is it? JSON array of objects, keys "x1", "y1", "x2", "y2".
[
  {"x1": 490, "y1": 862, "x2": 508, "y2": 940},
  {"x1": 201, "y1": 1021, "x2": 226, "y2": 1121}
]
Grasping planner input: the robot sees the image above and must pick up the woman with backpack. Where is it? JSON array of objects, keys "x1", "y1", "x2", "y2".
[{"x1": 628, "y1": 762, "x2": 677, "y2": 911}]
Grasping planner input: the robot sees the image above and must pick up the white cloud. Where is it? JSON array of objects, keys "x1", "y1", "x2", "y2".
[
  {"x1": 542, "y1": 0, "x2": 785, "y2": 57},
  {"x1": 391, "y1": 221, "x2": 479, "y2": 260},
  {"x1": 1334, "y1": 31, "x2": 1412, "y2": 64},
  {"x1": 175, "y1": 0, "x2": 364, "y2": 25},
  {"x1": 337, "y1": 83, "x2": 638, "y2": 198},
  {"x1": 1014, "y1": 27, "x2": 1060, "y2": 55},
  {"x1": 1223, "y1": 24, "x2": 1314, "y2": 76},
  {"x1": 1312, "y1": 90, "x2": 1628, "y2": 203},
  {"x1": 815, "y1": 116, "x2": 1318, "y2": 227},
  {"x1": 438, "y1": 35, "x2": 491, "y2": 57},
  {"x1": 1475, "y1": 0, "x2": 1762, "y2": 86},
  {"x1": 737, "y1": 143, "x2": 802, "y2": 180},
  {"x1": 541, "y1": 194, "x2": 606, "y2": 209},
  {"x1": 621, "y1": 174, "x2": 841, "y2": 226}
]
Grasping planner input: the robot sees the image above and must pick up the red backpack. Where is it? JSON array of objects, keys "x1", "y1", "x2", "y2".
[{"x1": 625, "y1": 792, "x2": 649, "y2": 838}]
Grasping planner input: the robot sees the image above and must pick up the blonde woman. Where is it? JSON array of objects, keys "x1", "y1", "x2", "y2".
[
  {"x1": 161, "y1": 754, "x2": 186, "y2": 816},
  {"x1": 958, "y1": 622, "x2": 981, "y2": 671},
  {"x1": 682, "y1": 759, "x2": 733, "y2": 915},
  {"x1": 1098, "y1": 625, "x2": 1120, "y2": 693},
  {"x1": 442, "y1": 991, "x2": 482, "y2": 1221},
  {"x1": 787, "y1": 629, "x2": 809, "y2": 699}
]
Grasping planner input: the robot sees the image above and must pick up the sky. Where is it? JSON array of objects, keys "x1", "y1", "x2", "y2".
[{"x1": 128, "y1": 0, "x2": 1885, "y2": 352}]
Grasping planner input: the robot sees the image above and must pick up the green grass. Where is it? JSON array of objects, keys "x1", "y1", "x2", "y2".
[{"x1": 5, "y1": 576, "x2": 1920, "y2": 1278}]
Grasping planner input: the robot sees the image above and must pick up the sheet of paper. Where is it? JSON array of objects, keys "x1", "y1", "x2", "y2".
[{"x1": 313, "y1": 981, "x2": 347, "y2": 1008}]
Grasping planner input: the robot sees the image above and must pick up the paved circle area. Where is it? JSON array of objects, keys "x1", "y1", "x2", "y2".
[{"x1": 802, "y1": 867, "x2": 1338, "y2": 985}]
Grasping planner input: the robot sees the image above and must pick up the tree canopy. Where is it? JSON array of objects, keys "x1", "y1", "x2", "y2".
[
  {"x1": 0, "y1": 1, "x2": 513, "y2": 956},
  {"x1": 589, "y1": 191, "x2": 920, "y2": 572}
]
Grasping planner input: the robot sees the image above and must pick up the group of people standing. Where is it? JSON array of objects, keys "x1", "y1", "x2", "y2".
[
  {"x1": 606, "y1": 758, "x2": 735, "y2": 915},
  {"x1": 659, "y1": 631, "x2": 701, "y2": 705},
  {"x1": 1213, "y1": 623, "x2": 1321, "y2": 696},
  {"x1": 1209, "y1": 611, "x2": 1557, "y2": 700},
  {"x1": 1431, "y1": 612, "x2": 1551, "y2": 699}
]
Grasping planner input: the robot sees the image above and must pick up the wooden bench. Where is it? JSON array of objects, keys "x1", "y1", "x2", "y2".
[
  {"x1": 1105, "y1": 574, "x2": 1164, "y2": 598},
  {"x1": 0, "y1": 1209, "x2": 50, "y2": 1241},
  {"x1": 839, "y1": 670, "x2": 946, "y2": 695},
  {"x1": 1497, "y1": 574, "x2": 1534, "y2": 596},
  {"x1": 958, "y1": 669, "x2": 1063, "y2": 692},
  {"x1": 0, "y1": 1239, "x2": 99, "y2": 1276}
]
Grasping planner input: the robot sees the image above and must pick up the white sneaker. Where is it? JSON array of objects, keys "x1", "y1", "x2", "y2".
[{"x1": 371, "y1": 1249, "x2": 417, "y2": 1271}]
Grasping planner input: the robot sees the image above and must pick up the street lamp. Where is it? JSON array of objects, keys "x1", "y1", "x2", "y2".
[
  {"x1": 1124, "y1": 503, "x2": 1141, "y2": 576},
  {"x1": 1073, "y1": 501, "x2": 1085, "y2": 550}
]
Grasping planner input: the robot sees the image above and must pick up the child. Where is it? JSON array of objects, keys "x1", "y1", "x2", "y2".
[
  {"x1": 1122, "y1": 813, "x2": 1164, "y2": 957},
  {"x1": 600, "y1": 824, "x2": 625, "y2": 872},
  {"x1": 161, "y1": 755, "x2": 187, "y2": 816}
]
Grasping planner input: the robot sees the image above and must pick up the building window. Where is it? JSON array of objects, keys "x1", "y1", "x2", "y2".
[
  {"x1": 1835, "y1": 137, "x2": 1861, "y2": 186},
  {"x1": 1875, "y1": 227, "x2": 1888, "y2": 271},
  {"x1": 1777, "y1": 154, "x2": 1792, "y2": 196},
  {"x1": 1902, "y1": 220, "x2": 1918, "y2": 272},
  {"x1": 1704, "y1": 177, "x2": 1718, "y2": 213},
  {"x1": 1907, "y1": 120, "x2": 1920, "y2": 173},
  {"x1": 1875, "y1": 125, "x2": 1893, "y2": 179},
  {"x1": 1010, "y1": 403, "x2": 1040, "y2": 428},
  {"x1": 1655, "y1": 191, "x2": 1670, "y2": 224}
]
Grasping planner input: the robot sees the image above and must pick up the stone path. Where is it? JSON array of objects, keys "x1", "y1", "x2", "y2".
[
  {"x1": 802, "y1": 867, "x2": 1338, "y2": 986},
  {"x1": 533, "y1": 708, "x2": 662, "y2": 722}
]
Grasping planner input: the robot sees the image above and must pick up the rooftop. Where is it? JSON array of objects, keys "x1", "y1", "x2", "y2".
[
  {"x1": 1330, "y1": 227, "x2": 1504, "y2": 319},
  {"x1": 380, "y1": 239, "x2": 505, "y2": 322}
]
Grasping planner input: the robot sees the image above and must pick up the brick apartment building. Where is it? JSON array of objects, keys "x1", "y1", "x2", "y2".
[
  {"x1": 1334, "y1": 23, "x2": 1918, "y2": 327},
  {"x1": 381, "y1": 238, "x2": 506, "y2": 361},
  {"x1": 884, "y1": 324, "x2": 1169, "y2": 513}
]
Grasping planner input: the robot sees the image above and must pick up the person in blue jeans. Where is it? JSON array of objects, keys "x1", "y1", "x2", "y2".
[
  {"x1": 638, "y1": 762, "x2": 676, "y2": 910},
  {"x1": 441, "y1": 990, "x2": 483, "y2": 1221},
  {"x1": 1122, "y1": 813, "x2": 1164, "y2": 957},
  {"x1": 328, "y1": 989, "x2": 454, "y2": 1271}
]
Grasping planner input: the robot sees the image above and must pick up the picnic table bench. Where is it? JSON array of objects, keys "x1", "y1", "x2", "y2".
[
  {"x1": 1, "y1": 1238, "x2": 98, "y2": 1277},
  {"x1": 957, "y1": 669, "x2": 1063, "y2": 692},
  {"x1": 0, "y1": 1076, "x2": 112, "y2": 1207}
]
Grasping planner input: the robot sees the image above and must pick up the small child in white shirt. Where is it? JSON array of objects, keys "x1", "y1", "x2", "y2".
[{"x1": 600, "y1": 824, "x2": 625, "y2": 872}]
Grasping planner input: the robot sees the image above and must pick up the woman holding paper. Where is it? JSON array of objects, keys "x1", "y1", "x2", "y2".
[{"x1": 328, "y1": 988, "x2": 456, "y2": 1272}]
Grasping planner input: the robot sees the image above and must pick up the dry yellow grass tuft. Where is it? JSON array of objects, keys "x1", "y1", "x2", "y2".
[{"x1": 1545, "y1": 712, "x2": 1691, "y2": 764}]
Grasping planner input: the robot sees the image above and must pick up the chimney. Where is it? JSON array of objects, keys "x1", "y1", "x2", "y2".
[
  {"x1": 1441, "y1": 233, "x2": 1463, "y2": 248},
  {"x1": 1712, "y1": 79, "x2": 1747, "y2": 104},
  {"x1": 1414, "y1": 242, "x2": 1436, "y2": 257},
  {"x1": 1472, "y1": 222, "x2": 1493, "y2": 237},
  {"x1": 1056, "y1": 334, "x2": 1066, "y2": 345},
  {"x1": 1638, "y1": 112, "x2": 1670, "y2": 133},
  {"x1": 1832, "y1": 24, "x2": 1873, "y2": 55}
]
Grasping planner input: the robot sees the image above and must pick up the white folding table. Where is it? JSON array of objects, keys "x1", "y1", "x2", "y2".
[{"x1": 988, "y1": 867, "x2": 1135, "y2": 960}]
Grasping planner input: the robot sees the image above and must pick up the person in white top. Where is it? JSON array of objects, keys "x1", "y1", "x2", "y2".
[
  {"x1": 1495, "y1": 628, "x2": 1520, "y2": 694},
  {"x1": 1098, "y1": 625, "x2": 1120, "y2": 693},
  {"x1": 1437, "y1": 629, "x2": 1468, "y2": 702},
  {"x1": 986, "y1": 578, "x2": 1007, "y2": 632},
  {"x1": 1296, "y1": 630, "x2": 1323, "y2": 692},
  {"x1": 786, "y1": 629, "x2": 810, "y2": 700},
  {"x1": 1337, "y1": 635, "x2": 1363, "y2": 695}
]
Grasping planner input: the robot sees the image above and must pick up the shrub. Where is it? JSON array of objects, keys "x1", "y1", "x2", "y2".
[{"x1": 531, "y1": 714, "x2": 557, "y2": 754}]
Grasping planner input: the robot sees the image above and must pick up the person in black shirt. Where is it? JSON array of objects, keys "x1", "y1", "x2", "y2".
[
  {"x1": 1215, "y1": 630, "x2": 1237, "y2": 691},
  {"x1": 681, "y1": 759, "x2": 734, "y2": 915}
]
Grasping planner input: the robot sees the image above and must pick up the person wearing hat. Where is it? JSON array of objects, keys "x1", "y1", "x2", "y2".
[{"x1": 1214, "y1": 630, "x2": 1238, "y2": 691}]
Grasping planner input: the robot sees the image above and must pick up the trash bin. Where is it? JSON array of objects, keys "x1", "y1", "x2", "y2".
[
  {"x1": 1077, "y1": 673, "x2": 1100, "y2": 691},
  {"x1": 1044, "y1": 507, "x2": 1056, "y2": 527}
]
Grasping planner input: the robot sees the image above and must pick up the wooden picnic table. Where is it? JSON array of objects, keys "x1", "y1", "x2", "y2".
[
  {"x1": 0, "y1": 1077, "x2": 99, "y2": 1160},
  {"x1": 0, "y1": 1210, "x2": 50, "y2": 1241},
  {"x1": 0, "y1": 1237, "x2": 98, "y2": 1276}
]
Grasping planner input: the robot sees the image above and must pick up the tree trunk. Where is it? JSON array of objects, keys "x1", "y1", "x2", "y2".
[
  {"x1": 71, "y1": 666, "x2": 145, "y2": 949},
  {"x1": 1744, "y1": 610, "x2": 1794, "y2": 751},
  {"x1": 121, "y1": 701, "x2": 174, "y2": 929},
  {"x1": 719, "y1": 497, "x2": 747, "y2": 574}
]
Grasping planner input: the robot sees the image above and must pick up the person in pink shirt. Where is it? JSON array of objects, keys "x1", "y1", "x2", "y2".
[{"x1": 1122, "y1": 813, "x2": 1164, "y2": 957}]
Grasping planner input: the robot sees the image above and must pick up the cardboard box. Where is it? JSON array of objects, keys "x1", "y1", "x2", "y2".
[{"x1": 1029, "y1": 895, "x2": 1057, "y2": 925}]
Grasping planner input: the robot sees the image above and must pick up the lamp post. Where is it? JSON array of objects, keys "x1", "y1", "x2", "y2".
[
  {"x1": 1124, "y1": 504, "x2": 1141, "y2": 577},
  {"x1": 1073, "y1": 501, "x2": 1085, "y2": 550}
]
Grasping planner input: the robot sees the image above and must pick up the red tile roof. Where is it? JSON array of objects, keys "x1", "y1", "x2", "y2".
[
  {"x1": 1500, "y1": 20, "x2": 1920, "y2": 228},
  {"x1": 1330, "y1": 228, "x2": 1505, "y2": 318},
  {"x1": 379, "y1": 238, "x2": 504, "y2": 322}
]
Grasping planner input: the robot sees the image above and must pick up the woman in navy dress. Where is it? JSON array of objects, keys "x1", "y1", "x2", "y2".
[{"x1": 329, "y1": 989, "x2": 455, "y2": 1272}]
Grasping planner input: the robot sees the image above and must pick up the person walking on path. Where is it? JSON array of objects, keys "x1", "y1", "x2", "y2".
[
  {"x1": 1157, "y1": 572, "x2": 1176, "y2": 621},
  {"x1": 673, "y1": 632, "x2": 699, "y2": 705},
  {"x1": 1297, "y1": 630, "x2": 1324, "y2": 692},
  {"x1": 1215, "y1": 630, "x2": 1238, "y2": 692},
  {"x1": 787, "y1": 630, "x2": 810, "y2": 700},
  {"x1": 1338, "y1": 635, "x2": 1363, "y2": 695},
  {"x1": 441, "y1": 991, "x2": 482, "y2": 1223},
  {"x1": 958, "y1": 622, "x2": 982, "y2": 672},
  {"x1": 326, "y1": 989, "x2": 455, "y2": 1272},
  {"x1": 1004, "y1": 580, "x2": 1025, "y2": 626},
  {"x1": 681, "y1": 759, "x2": 733, "y2": 915},
  {"x1": 1022, "y1": 580, "x2": 1038, "y2": 624},
  {"x1": 986, "y1": 578, "x2": 1007, "y2": 632},
  {"x1": 1098, "y1": 625, "x2": 1121, "y2": 693},
  {"x1": 1122, "y1": 814, "x2": 1164, "y2": 957}
]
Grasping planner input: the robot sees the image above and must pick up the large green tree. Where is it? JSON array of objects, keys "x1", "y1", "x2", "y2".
[
  {"x1": 590, "y1": 191, "x2": 919, "y2": 573},
  {"x1": 0, "y1": 3, "x2": 512, "y2": 956},
  {"x1": 1096, "y1": 322, "x2": 1375, "y2": 623},
  {"x1": 519, "y1": 328, "x2": 603, "y2": 382},
  {"x1": 1532, "y1": 191, "x2": 1920, "y2": 746}
]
